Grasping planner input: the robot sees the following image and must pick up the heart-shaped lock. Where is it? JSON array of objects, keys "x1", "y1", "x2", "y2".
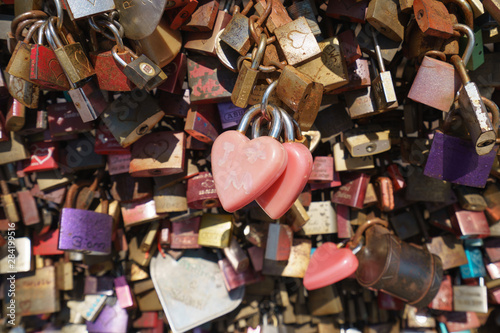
[
  {"x1": 254, "y1": 102, "x2": 313, "y2": 219},
  {"x1": 303, "y1": 242, "x2": 359, "y2": 290},
  {"x1": 212, "y1": 104, "x2": 288, "y2": 212}
]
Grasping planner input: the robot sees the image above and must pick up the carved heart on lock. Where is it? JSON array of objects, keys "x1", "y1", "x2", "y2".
[
  {"x1": 212, "y1": 131, "x2": 287, "y2": 212},
  {"x1": 303, "y1": 242, "x2": 359, "y2": 290},
  {"x1": 32, "y1": 146, "x2": 52, "y2": 166},
  {"x1": 256, "y1": 142, "x2": 313, "y2": 219}
]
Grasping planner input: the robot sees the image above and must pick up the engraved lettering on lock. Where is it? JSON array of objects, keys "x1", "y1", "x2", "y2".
[
  {"x1": 224, "y1": 169, "x2": 253, "y2": 194},
  {"x1": 218, "y1": 142, "x2": 235, "y2": 166},
  {"x1": 244, "y1": 141, "x2": 266, "y2": 163}
]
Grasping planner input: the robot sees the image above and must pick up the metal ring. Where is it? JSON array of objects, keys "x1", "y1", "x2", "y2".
[
  {"x1": 96, "y1": 20, "x2": 125, "y2": 51},
  {"x1": 260, "y1": 80, "x2": 278, "y2": 117}
]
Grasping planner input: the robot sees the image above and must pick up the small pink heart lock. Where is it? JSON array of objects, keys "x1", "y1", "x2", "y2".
[
  {"x1": 211, "y1": 104, "x2": 288, "y2": 212},
  {"x1": 303, "y1": 242, "x2": 360, "y2": 291},
  {"x1": 254, "y1": 105, "x2": 313, "y2": 219}
]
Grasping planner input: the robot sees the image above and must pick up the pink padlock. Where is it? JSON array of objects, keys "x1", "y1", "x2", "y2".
[
  {"x1": 211, "y1": 103, "x2": 288, "y2": 212},
  {"x1": 253, "y1": 104, "x2": 313, "y2": 219}
]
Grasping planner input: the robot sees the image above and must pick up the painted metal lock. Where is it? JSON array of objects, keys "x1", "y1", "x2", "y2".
[
  {"x1": 356, "y1": 220, "x2": 443, "y2": 309},
  {"x1": 338, "y1": 30, "x2": 362, "y2": 65},
  {"x1": 332, "y1": 58, "x2": 371, "y2": 94},
  {"x1": 326, "y1": 0, "x2": 368, "y2": 23},
  {"x1": 6, "y1": 19, "x2": 41, "y2": 83},
  {"x1": 455, "y1": 185, "x2": 487, "y2": 211},
  {"x1": 129, "y1": 131, "x2": 185, "y2": 177},
  {"x1": 110, "y1": 173, "x2": 152, "y2": 203},
  {"x1": 158, "y1": 52, "x2": 187, "y2": 95},
  {"x1": 94, "y1": 123, "x2": 130, "y2": 155},
  {"x1": 217, "y1": 102, "x2": 245, "y2": 129},
  {"x1": 450, "y1": 203, "x2": 490, "y2": 238},
  {"x1": 33, "y1": 228, "x2": 64, "y2": 256},
  {"x1": 22, "y1": 141, "x2": 58, "y2": 173},
  {"x1": 101, "y1": 90, "x2": 165, "y2": 148},
  {"x1": 374, "y1": 176, "x2": 394, "y2": 212},
  {"x1": 121, "y1": 197, "x2": 163, "y2": 227},
  {"x1": 185, "y1": 104, "x2": 220, "y2": 144},
  {"x1": 186, "y1": 171, "x2": 221, "y2": 209},
  {"x1": 114, "y1": 276, "x2": 135, "y2": 309},
  {"x1": 265, "y1": 223, "x2": 293, "y2": 261},
  {"x1": 331, "y1": 173, "x2": 370, "y2": 209},
  {"x1": 308, "y1": 156, "x2": 334, "y2": 183},
  {"x1": 60, "y1": 137, "x2": 105, "y2": 172},
  {"x1": 187, "y1": 55, "x2": 237, "y2": 104},
  {"x1": 460, "y1": 245, "x2": 487, "y2": 278},
  {"x1": 14, "y1": 266, "x2": 60, "y2": 316},
  {"x1": 17, "y1": 177, "x2": 40, "y2": 226},
  {"x1": 262, "y1": 238, "x2": 311, "y2": 278},
  {"x1": 170, "y1": 216, "x2": 202, "y2": 249},
  {"x1": 302, "y1": 201, "x2": 337, "y2": 235},
  {"x1": 198, "y1": 213, "x2": 233, "y2": 248},
  {"x1": 413, "y1": 0, "x2": 454, "y2": 38},
  {"x1": 297, "y1": 36, "x2": 349, "y2": 92},
  {"x1": 181, "y1": 0, "x2": 219, "y2": 32},
  {"x1": 223, "y1": 236, "x2": 250, "y2": 273},
  {"x1": 47, "y1": 102, "x2": 93, "y2": 137},
  {"x1": 154, "y1": 182, "x2": 188, "y2": 214},
  {"x1": 428, "y1": 275, "x2": 453, "y2": 311},
  {"x1": 274, "y1": 17, "x2": 321, "y2": 66}
]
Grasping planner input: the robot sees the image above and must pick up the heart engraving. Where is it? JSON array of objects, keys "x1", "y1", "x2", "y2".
[
  {"x1": 212, "y1": 131, "x2": 287, "y2": 212},
  {"x1": 287, "y1": 30, "x2": 309, "y2": 49},
  {"x1": 256, "y1": 143, "x2": 313, "y2": 219},
  {"x1": 303, "y1": 242, "x2": 359, "y2": 290},
  {"x1": 144, "y1": 140, "x2": 169, "y2": 160},
  {"x1": 32, "y1": 145, "x2": 53, "y2": 166}
]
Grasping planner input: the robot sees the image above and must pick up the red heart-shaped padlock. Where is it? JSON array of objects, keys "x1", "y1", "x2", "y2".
[
  {"x1": 256, "y1": 142, "x2": 313, "y2": 219},
  {"x1": 212, "y1": 131, "x2": 288, "y2": 212},
  {"x1": 303, "y1": 242, "x2": 359, "y2": 290}
]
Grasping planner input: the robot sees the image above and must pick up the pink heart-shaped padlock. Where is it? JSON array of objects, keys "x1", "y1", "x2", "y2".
[
  {"x1": 212, "y1": 131, "x2": 288, "y2": 212},
  {"x1": 256, "y1": 142, "x2": 313, "y2": 219},
  {"x1": 303, "y1": 242, "x2": 359, "y2": 290}
]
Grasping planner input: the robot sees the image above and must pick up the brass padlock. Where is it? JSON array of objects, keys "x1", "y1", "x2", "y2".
[
  {"x1": 274, "y1": 17, "x2": 321, "y2": 66},
  {"x1": 366, "y1": 0, "x2": 407, "y2": 42}
]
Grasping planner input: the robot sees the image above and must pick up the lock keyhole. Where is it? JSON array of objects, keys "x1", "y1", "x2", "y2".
[
  {"x1": 477, "y1": 139, "x2": 494, "y2": 148},
  {"x1": 417, "y1": 10, "x2": 424, "y2": 20},
  {"x1": 366, "y1": 143, "x2": 377, "y2": 153},
  {"x1": 137, "y1": 125, "x2": 149, "y2": 135}
]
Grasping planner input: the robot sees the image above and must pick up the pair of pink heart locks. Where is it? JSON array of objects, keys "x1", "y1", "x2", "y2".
[{"x1": 211, "y1": 104, "x2": 313, "y2": 219}]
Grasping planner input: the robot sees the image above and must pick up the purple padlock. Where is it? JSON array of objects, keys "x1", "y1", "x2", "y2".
[
  {"x1": 86, "y1": 300, "x2": 128, "y2": 333},
  {"x1": 217, "y1": 102, "x2": 246, "y2": 129},
  {"x1": 59, "y1": 208, "x2": 113, "y2": 254},
  {"x1": 424, "y1": 131, "x2": 498, "y2": 188}
]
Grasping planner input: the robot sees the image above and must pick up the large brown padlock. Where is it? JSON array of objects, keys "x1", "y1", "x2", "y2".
[
  {"x1": 413, "y1": 0, "x2": 455, "y2": 38},
  {"x1": 219, "y1": 0, "x2": 257, "y2": 56},
  {"x1": 353, "y1": 219, "x2": 443, "y2": 308},
  {"x1": 366, "y1": 0, "x2": 407, "y2": 42}
]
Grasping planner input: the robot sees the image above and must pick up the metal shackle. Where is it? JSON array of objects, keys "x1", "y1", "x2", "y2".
[{"x1": 237, "y1": 104, "x2": 283, "y2": 139}]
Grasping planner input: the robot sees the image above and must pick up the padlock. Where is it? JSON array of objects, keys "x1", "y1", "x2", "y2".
[
  {"x1": 184, "y1": 0, "x2": 232, "y2": 55},
  {"x1": 254, "y1": 0, "x2": 291, "y2": 34},
  {"x1": 132, "y1": 16, "x2": 182, "y2": 68},
  {"x1": 60, "y1": 136, "x2": 105, "y2": 172},
  {"x1": 112, "y1": 45, "x2": 167, "y2": 92},
  {"x1": 262, "y1": 238, "x2": 311, "y2": 278},
  {"x1": 181, "y1": 0, "x2": 219, "y2": 31},
  {"x1": 413, "y1": 0, "x2": 455, "y2": 38},
  {"x1": 129, "y1": 131, "x2": 185, "y2": 177},
  {"x1": 198, "y1": 213, "x2": 233, "y2": 248},
  {"x1": 366, "y1": 0, "x2": 407, "y2": 42},
  {"x1": 426, "y1": 234, "x2": 468, "y2": 270},
  {"x1": 47, "y1": 101, "x2": 93, "y2": 137},
  {"x1": 253, "y1": 106, "x2": 313, "y2": 219},
  {"x1": 14, "y1": 266, "x2": 60, "y2": 316},
  {"x1": 55, "y1": 258, "x2": 73, "y2": 291},
  {"x1": 5, "y1": 98, "x2": 25, "y2": 132},
  {"x1": 454, "y1": 277, "x2": 488, "y2": 313},
  {"x1": 287, "y1": 0, "x2": 321, "y2": 37},
  {"x1": 219, "y1": 1, "x2": 254, "y2": 55},
  {"x1": 95, "y1": 123, "x2": 130, "y2": 156},
  {"x1": 484, "y1": 0, "x2": 500, "y2": 24},
  {"x1": 58, "y1": 184, "x2": 112, "y2": 255},
  {"x1": 441, "y1": 0, "x2": 475, "y2": 57},
  {"x1": 331, "y1": 173, "x2": 370, "y2": 209},
  {"x1": 33, "y1": 228, "x2": 64, "y2": 256},
  {"x1": 121, "y1": 197, "x2": 164, "y2": 227},
  {"x1": 101, "y1": 89, "x2": 165, "y2": 148},
  {"x1": 428, "y1": 275, "x2": 453, "y2": 311},
  {"x1": 370, "y1": 28, "x2": 398, "y2": 112},
  {"x1": 187, "y1": 54, "x2": 237, "y2": 104},
  {"x1": 449, "y1": 203, "x2": 490, "y2": 238},
  {"x1": 455, "y1": 185, "x2": 487, "y2": 211},
  {"x1": 89, "y1": 21, "x2": 136, "y2": 92},
  {"x1": 343, "y1": 125, "x2": 391, "y2": 157},
  {"x1": 0, "y1": 168, "x2": 20, "y2": 223},
  {"x1": 186, "y1": 172, "x2": 221, "y2": 209},
  {"x1": 333, "y1": 142, "x2": 375, "y2": 172},
  {"x1": 110, "y1": 173, "x2": 151, "y2": 203},
  {"x1": 30, "y1": 21, "x2": 69, "y2": 90},
  {"x1": 297, "y1": 36, "x2": 349, "y2": 92},
  {"x1": 23, "y1": 141, "x2": 58, "y2": 173},
  {"x1": 217, "y1": 250, "x2": 259, "y2": 292},
  {"x1": 223, "y1": 236, "x2": 250, "y2": 273},
  {"x1": 166, "y1": 0, "x2": 199, "y2": 30},
  {"x1": 484, "y1": 183, "x2": 500, "y2": 223},
  {"x1": 265, "y1": 223, "x2": 293, "y2": 261},
  {"x1": 374, "y1": 176, "x2": 394, "y2": 212},
  {"x1": 63, "y1": 0, "x2": 115, "y2": 20},
  {"x1": 185, "y1": 104, "x2": 220, "y2": 144},
  {"x1": 17, "y1": 174, "x2": 40, "y2": 226},
  {"x1": 170, "y1": 216, "x2": 202, "y2": 249},
  {"x1": 302, "y1": 201, "x2": 337, "y2": 235},
  {"x1": 158, "y1": 52, "x2": 187, "y2": 95},
  {"x1": 338, "y1": 29, "x2": 362, "y2": 66},
  {"x1": 308, "y1": 156, "x2": 334, "y2": 183},
  {"x1": 408, "y1": 50, "x2": 462, "y2": 112},
  {"x1": 8, "y1": 69, "x2": 40, "y2": 109},
  {"x1": 231, "y1": 34, "x2": 266, "y2": 108},
  {"x1": 355, "y1": 218, "x2": 443, "y2": 308},
  {"x1": 274, "y1": 17, "x2": 321, "y2": 66},
  {"x1": 218, "y1": 102, "x2": 246, "y2": 129},
  {"x1": 154, "y1": 182, "x2": 188, "y2": 213},
  {"x1": 6, "y1": 18, "x2": 44, "y2": 83},
  {"x1": 459, "y1": 26, "x2": 484, "y2": 71},
  {"x1": 45, "y1": 17, "x2": 95, "y2": 85},
  {"x1": 326, "y1": 0, "x2": 368, "y2": 23}
]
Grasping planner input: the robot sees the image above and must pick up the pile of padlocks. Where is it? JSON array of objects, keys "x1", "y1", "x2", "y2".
[{"x1": 3, "y1": 0, "x2": 500, "y2": 332}]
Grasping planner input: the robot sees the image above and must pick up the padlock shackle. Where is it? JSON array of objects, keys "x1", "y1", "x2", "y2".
[
  {"x1": 23, "y1": 19, "x2": 45, "y2": 44},
  {"x1": 482, "y1": 96, "x2": 500, "y2": 137},
  {"x1": 240, "y1": 0, "x2": 254, "y2": 16},
  {"x1": 89, "y1": 15, "x2": 125, "y2": 41},
  {"x1": 96, "y1": 20, "x2": 125, "y2": 52},
  {"x1": 237, "y1": 103, "x2": 283, "y2": 139},
  {"x1": 15, "y1": 18, "x2": 39, "y2": 42},
  {"x1": 419, "y1": 50, "x2": 447, "y2": 64},
  {"x1": 252, "y1": 104, "x2": 294, "y2": 142},
  {"x1": 450, "y1": 55, "x2": 469, "y2": 85},
  {"x1": 37, "y1": 20, "x2": 48, "y2": 45},
  {"x1": 348, "y1": 218, "x2": 389, "y2": 250},
  {"x1": 453, "y1": 23, "x2": 474, "y2": 66},
  {"x1": 11, "y1": 10, "x2": 48, "y2": 35},
  {"x1": 45, "y1": 16, "x2": 64, "y2": 49},
  {"x1": 112, "y1": 45, "x2": 139, "y2": 68},
  {"x1": 442, "y1": 0, "x2": 474, "y2": 29},
  {"x1": 370, "y1": 27, "x2": 385, "y2": 73},
  {"x1": 259, "y1": 80, "x2": 278, "y2": 117},
  {"x1": 251, "y1": 33, "x2": 267, "y2": 69}
]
